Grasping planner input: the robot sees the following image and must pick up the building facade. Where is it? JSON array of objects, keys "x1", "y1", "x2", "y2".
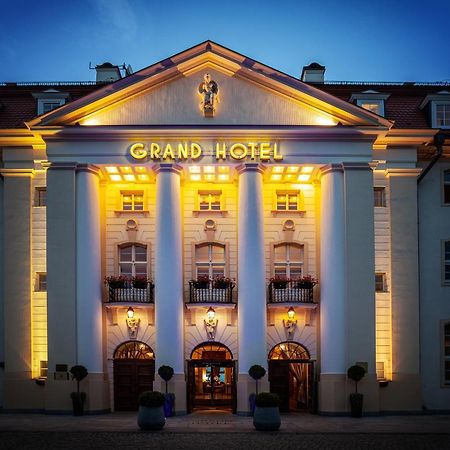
[{"x1": 0, "y1": 41, "x2": 449, "y2": 415}]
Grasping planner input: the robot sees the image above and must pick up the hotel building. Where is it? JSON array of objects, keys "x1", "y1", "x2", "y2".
[{"x1": 0, "y1": 41, "x2": 449, "y2": 415}]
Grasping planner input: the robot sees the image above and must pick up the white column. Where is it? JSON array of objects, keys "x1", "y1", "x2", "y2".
[
  {"x1": 154, "y1": 164, "x2": 184, "y2": 373},
  {"x1": 320, "y1": 164, "x2": 346, "y2": 374},
  {"x1": 237, "y1": 164, "x2": 267, "y2": 372},
  {"x1": 76, "y1": 165, "x2": 103, "y2": 373}
]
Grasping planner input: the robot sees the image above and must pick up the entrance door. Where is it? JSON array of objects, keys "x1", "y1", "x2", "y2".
[{"x1": 113, "y1": 341, "x2": 155, "y2": 411}]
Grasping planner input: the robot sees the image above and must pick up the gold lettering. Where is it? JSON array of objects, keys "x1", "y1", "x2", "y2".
[
  {"x1": 248, "y1": 142, "x2": 257, "y2": 160},
  {"x1": 190, "y1": 143, "x2": 202, "y2": 159},
  {"x1": 130, "y1": 142, "x2": 147, "y2": 160},
  {"x1": 260, "y1": 142, "x2": 271, "y2": 161},
  {"x1": 230, "y1": 143, "x2": 247, "y2": 160},
  {"x1": 177, "y1": 142, "x2": 188, "y2": 159},
  {"x1": 273, "y1": 142, "x2": 283, "y2": 161},
  {"x1": 215, "y1": 143, "x2": 226, "y2": 160},
  {"x1": 150, "y1": 143, "x2": 161, "y2": 159},
  {"x1": 162, "y1": 143, "x2": 175, "y2": 160}
]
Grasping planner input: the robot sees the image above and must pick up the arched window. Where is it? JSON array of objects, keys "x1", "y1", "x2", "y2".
[
  {"x1": 190, "y1": 342, "x2": 233, "y2": 360},
  {"x1": 269, "y1": 342, "x2": 310, "y2": 360},
  {"x1": 273, "y1": 243, "x2": 304, "y2": 279},
  {"x1": 119, "y1": 244, "x2": 147, "y2": 277},
  {"x1": 114, "y1": 341, "x2": 154, "y2": 359},
  {"x1": 195, "y1": 243, "x2": 225, "y2": 278}
]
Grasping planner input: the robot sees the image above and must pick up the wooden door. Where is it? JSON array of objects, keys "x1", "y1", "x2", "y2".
[
  {"x1": 269, "y1": 360, "x2": 290, "y2": 412},
  {"x1": 113, "y1": 359, "x2": 154, "y2": 411}
]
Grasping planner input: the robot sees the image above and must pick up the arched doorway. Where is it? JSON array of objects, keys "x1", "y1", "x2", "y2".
[
  {"x1": 113, "y1": 341, "x2": 155, "y2": 411},
  {"x1": 268, "y1": 341, "x2": 316, "y2": 413},
  {"x1": 187, "y1": 342, "x2": 236, "y2": 413}
]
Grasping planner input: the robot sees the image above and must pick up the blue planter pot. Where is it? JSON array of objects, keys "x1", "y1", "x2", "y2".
[
  {"x1": 253, "y1": 406, "x2": 281, "y2": 431},
  {"x1": 164, "y1": 394, "x2": 175, "y2": 417},
  {"x1": 249, "y1": 393, "x2": 256, "y2": 415},
  {"x1": 137, "y1": 405, "x2": 166, "y2": 430}
]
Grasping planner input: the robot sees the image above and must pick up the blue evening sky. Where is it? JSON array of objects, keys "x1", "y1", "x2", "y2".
[{"x1": 0, "y1": 0, "x2": 449, "y2": 83}]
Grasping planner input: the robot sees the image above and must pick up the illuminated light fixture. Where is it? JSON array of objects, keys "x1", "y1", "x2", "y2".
[
  {"x1": 272, "y1": 166, "x2": 284, "y2": 174},
  {"x1": 190, "y1": 174, "x2": 201, "y2": 181},
  {"x1": 120, "y1": 166, "x2": 133, "y2": 173},
  {"x1": 207, "y1": 307, "x2": 215, "y2": 320},
  {"x1": 137, "y1": 174, "x2": 150, "y2": 181},
  {"x1": 127, "y1": 307, "x2": 134, "y2": 319},
  {"x1": 135, "y1": 166, "x2": 147, "y2": 173},
  {"x1": 203, "y1": 166, "x2": 215, "y2": 174},
  {"x1": 82, "y1": 118, "x2": 100, "y2": 126},
  {"x1": 287, "y1": 307, "x2": 295, "y2": 319},
  {"x1": 287, "y1": 166, "x2": 299, "y2": 173},
  {"x1": 297, "y1": 174, "x2": 310, "y2": 182},
  {"x1": 205, "y1": 174, "x2": 215, "y2": 181},
  {"x1": 301, "y1": 166, "x2": 314, "y2": 174},
  {"x1": 218, "y1": 174, "x2": 229, "y2": 181},
  {"x1": 110, "y1": 174, "x2": 122, "y2": 182},
  {"x1": 284, "y1": 174, "x2": 294, "y2": 181},
  {"x1": 218, "y1": 166, "x2": 229, "y2": 173},
  {"x1": 189, "y1": 166, "x2": 201, "y2": 173},
  {"x1": 105, "y1": 166, "x2": 119, "y2": 174},
  {"x1": 270, "y1": 174, "x2": 282, "y2": 181},
  {"x1": 124, "y1": 174, "x2": 136, "y2": 182},
  {"x1": 205, "y1": 306, "x2": 217, "y2": 340},
  {"x1": 316, "y1": 116, "x2": 335, "y2": 126}
]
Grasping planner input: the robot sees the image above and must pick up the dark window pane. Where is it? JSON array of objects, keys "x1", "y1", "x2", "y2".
[{"x1": 120, "y1": 246, "x2": 133, "y2": 261}]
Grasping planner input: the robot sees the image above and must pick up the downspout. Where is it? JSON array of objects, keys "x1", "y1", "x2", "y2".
[{"x1": 417, "y1": 132, "x2": 445, "y2": 184}]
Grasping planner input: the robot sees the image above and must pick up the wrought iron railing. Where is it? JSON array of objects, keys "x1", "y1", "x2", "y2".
[
  {"x1": 188, "y1": 281, "x2": 235, "y2": 303},
  {"x1": 268, "y1": 280, "x2": 314, "y2": 303},
  {"x1": 106, "y1": 281, "x2": 154, "y2": 303}
]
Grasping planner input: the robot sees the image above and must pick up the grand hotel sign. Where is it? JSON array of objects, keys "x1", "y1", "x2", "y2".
[{"x1": 129, "y1": 141, "x2": 283, "y2": 162}]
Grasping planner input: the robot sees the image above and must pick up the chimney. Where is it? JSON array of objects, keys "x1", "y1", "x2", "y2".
[
  {"x1": 301, "y1": 62, "x2": 326, "y2": 83},
  {"x1": 95, "y1": 62, "x2": 122, "y2": 83}
]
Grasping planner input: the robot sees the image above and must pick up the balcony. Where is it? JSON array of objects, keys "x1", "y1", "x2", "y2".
[
  {"x1": 188, "y1": 280, "x2": 235, "y2": 304},
  {"x1": 105, "y1": 280, "x2": 154, "y2": 303},
  {"x1": 268, "y1": 279, "x2": 315, "y2": 304}
]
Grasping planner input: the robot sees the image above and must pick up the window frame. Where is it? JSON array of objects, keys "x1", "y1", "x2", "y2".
[
  {"x1": 374, "y1": 186, "x2": 386, "y2": 207},
  {"x1": 196, "y1": 190, "x2": 223, "y2": 212},
  {"x1": 356, "y1": 99, "x2": 385, "y2": 116},
  {"x1": 443, "y1": 240, "x2": 450, "y2": 286},
  {"x1": 441, "y1": 320, "x2": 450, "y2": 387},
  {"x1": 34, "y1": 187, "x2": 47, "y2": 207},
  {"x1": 375, "y1": 273, "x2": 387, "y2": 292},
  {"x1": 35, "y1": 273, "x2": 47, "y2": 292},
  {"x1": 118, "y1": 243, "x2": 149, "y2": 278},
  {"x1": 192, "y1": 241, "x2": 229, "y2": 280},
  {"x1": 120, "y1": 190, "x2": 145, "y2": 212},
  {"x1": 271, "y1": 242, "x2": 306, "y2": 279},
  {"x1": 443, "y1": 169, "x2": 450, "y2": 206},
  {"x1": 432, "y1": 101, "x2": 450, "y2": 129}
]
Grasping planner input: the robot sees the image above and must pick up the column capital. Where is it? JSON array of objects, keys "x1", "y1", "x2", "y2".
[
  {"x1": 153, "y1": 163, "x2": 183, "y2": 175},
  {"x1": 384, "y1": 168, "x2": 422, "y2": 178},
  {"x1": 342, "y1": 162, "x2": 373, "y2": 171},
  {"x1": 236, "y1": 163, "x2": 266, "y2": 175},
  {"x1": 76, "y1": 164, "x2": 102, "y2": 178},
  {"x1": 318, "y1": 163, "x2": 343, "y2": 178},
  {"x1": 47, "y1": 162, "x2": 78, "y2": 171}
]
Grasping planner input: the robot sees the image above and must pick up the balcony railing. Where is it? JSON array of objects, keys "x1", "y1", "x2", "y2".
[
  {"x1": 106, "y1": 281, "x2": 154, "y2": 303},
  {"x1": 188, "y1": 281, "x2": 235, "y2": 304},
  {"x1": 268, "y1": 280, "x2": 314, "y2": 303}
]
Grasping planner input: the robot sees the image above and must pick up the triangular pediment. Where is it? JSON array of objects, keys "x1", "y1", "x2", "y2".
[{"x1": 27, "y1": 41, "x2": 392, "y2": 129}]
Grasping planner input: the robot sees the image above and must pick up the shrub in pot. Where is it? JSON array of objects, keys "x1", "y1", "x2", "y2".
[
  {"x1": 248, "y1": 364, "x2": 266, "y2": 414},
  {"x1": 191, "y1": 275, "x2": 210, "y2": 289},
  {"x1": 132, "y1": 275, "x2": 148, "y2": 289},
  {"x1": 347, "y1": 364, "x2": 366, "y2": 418},
  {"x1": 158, "y1": 365, "x2": 175, "y2": 417},
  {"x1": 253, "y1": 392, "x2": 281, "y2": 431},
  {"x1": 137, "y1": 391, "x2": 166, "y2": 430},
  {"x1": 70, "y1": 365, "x2": 88, "y2": 416}
]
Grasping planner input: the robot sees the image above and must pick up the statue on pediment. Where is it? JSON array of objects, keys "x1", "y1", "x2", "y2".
[{"x1": 198, "y1": 73, "x2": 219, "y2": 117}]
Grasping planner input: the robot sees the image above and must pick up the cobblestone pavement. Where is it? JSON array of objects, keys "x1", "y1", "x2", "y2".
[{"x1": 0, "y1": 431, "x2": 450, "y2": 450}]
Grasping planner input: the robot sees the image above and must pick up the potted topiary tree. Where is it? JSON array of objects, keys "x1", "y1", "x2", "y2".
[
  {"x1": 158, "y1": 365, "x2": 175, "y2": 417},
  {"x1": 347, "y1": 364, "x2": 366, "y2": 418},
  {"x1": 70, "y1": 365, "x2": 88, "y2": 416},
  {"x1": 137, "y1": 391, "x2": 166, "y2": 430},
  {"x1": 253, "y1": 392, "x2": 281, "y2": 431},
  {"x1": 248, "y1": 364, "x2": 266, "y2": 414}
]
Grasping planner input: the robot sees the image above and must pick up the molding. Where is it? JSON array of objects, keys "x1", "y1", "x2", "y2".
[
  {"x1": 76, "y1": 163, "x2": 102, "y2": 178},
  {"x1": 384, "y1": 168, "x2": 422, "y2": 178},
  {"x1": 0, "y1": 168, "x2": 35, "y2": 178},
  {"x1": 236, "y1": 163, "x2": 266, "y2": 175},
  {"x1": 47, "y1": 162, "x2": 78, "y2": 171},
  {"x1": 152, "y1": 163, "x2": 183, "y2": 175},
  {"x1": 318, "y1": 163, "x2": 344, "y2": 178},
  {"x1": 342, "y1": 162, "x2": 372, "y2": 171}
]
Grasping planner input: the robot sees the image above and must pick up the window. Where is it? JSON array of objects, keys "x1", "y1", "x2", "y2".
[
  {"x1": 32, "y1": 90, "x2": 69, "y2": 115},
  {"x1": 444, "y1": 170, "x2": 450, "y2": 205},
  {"x1": 374, "y1": 187, "x2": 386, "y2": 207},
  {"x1": 376, "y1": 361, "x2": 385, "y2": 380},
  {"x1": 121, "y1": 191, "x2": 144, "y2": 211},
  {"x1": 36, "y1": 273, "x2": 47, "y2": 292},
  {"x1": 198, "y1": 190, "x2": 222, "y2": 211},
  {"x1": 349, "y1": 91, "x2": 389, "y2": 117},
  {"x1": 35, "y1": 187, "x2": 46, "y2": 207},
  {"x1": 436, "y1": 103, "x2": 450, "y2": 128},
  {"x1": 276, "y1": 191, "x2": 299, "y2": 211},
  {"x1": 273, "y1": 243, "x2": 304, "y2": 278},
  {"x1": 39, "y1": 360, "x2": 48, "y2": 379},
  {"x1": 195, "y1": 243, "x2": 226, "y2": 278},
  {"x1": 119, "y1": 244, "x2": 147, "y2": 277},
  {"x1": 42, "y1": 102, "x2": 63, "y2": 114},
  {"x1": 444, "y1": 241, "x2": 450, "y2": 285},
  {"x1": 375, "y1": 273, "x2": 387, "y2": 292},
  {"x1": 443, "y1": 322, "x2": 450, "y2": 385},
  {"x1": 357, "y1": 99, "x2": 384, "y2": 116}
]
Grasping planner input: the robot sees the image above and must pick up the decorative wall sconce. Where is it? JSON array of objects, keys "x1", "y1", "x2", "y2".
[
  {"x1": 283, "y1": 307, "x2": 297, "y2": 340},
  {"x1": 126, "y1": 307, "x2": 140, "y2": 339},
  {"x1": 204, "y1": 307, "x2": 218, "y2": 340}
]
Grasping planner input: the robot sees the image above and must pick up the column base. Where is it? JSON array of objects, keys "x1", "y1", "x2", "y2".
[
  {"x1": 236, "y1": 373, "x2": 270, "y2": 415},
  {"x1": 3, "y1": 372, "x2": 45, "y2": 411},
  {"x1": 154, "y1": 373, "x2": 187, "y2": 415},
  {"x1": 45, "y1": 372, "x2": 110, "y2": 414}
]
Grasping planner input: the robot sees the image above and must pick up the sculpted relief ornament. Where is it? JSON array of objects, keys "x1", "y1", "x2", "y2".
[{"x1": 198, "y1": 73, "x2": 219, "y2": 117}]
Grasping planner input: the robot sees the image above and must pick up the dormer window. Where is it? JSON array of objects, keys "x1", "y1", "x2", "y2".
[
  {"x1": 349, "y1": 91, "x2": 390, "y2": 117},
  {"x1": 32, "y1": 89, "x2": 70, "y2": 115},
  {"x1": 419, "y1": 91, "x2": 450, "y2": 129},
  {"x1": 435, "y1": 103, "x2": 450, "y2": 128}
]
